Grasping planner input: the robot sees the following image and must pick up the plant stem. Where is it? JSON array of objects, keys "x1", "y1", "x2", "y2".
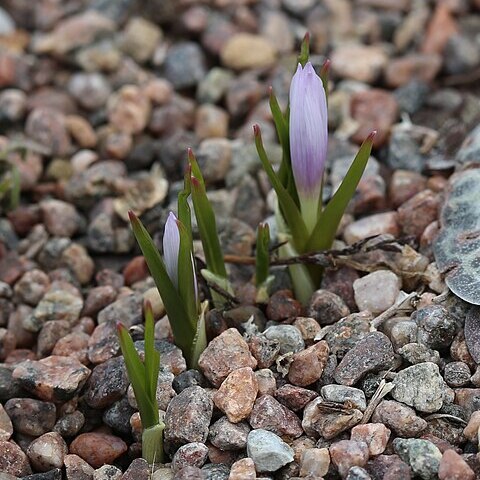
[{"x1": 142, "y1": 423, "x2": 165, "y2": 465}]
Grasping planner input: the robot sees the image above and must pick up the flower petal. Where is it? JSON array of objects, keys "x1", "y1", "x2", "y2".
[
  {"x1": 163, "y1": 212, "x2": 180, "y2": 288},
  {"x1": 289, "y1": 62, "x2": 328, "y2": 199}
]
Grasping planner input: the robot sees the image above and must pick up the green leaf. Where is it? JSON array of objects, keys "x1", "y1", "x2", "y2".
[
  {"x1": 117, "y1": 323, "x2": 157, "y2": 428},
  {"x1": 306, "y1": 132, "x2": 375, "y2": 252},
  {"x1": 255, "y1": 223, "x2": 270, "y2": 287},
  {"x1": 319, "y1": 59, "x2": 330, "y2": 105},
  {"x1": 143, "y1": 301, "x2": 160, "y2": 409},
  {"x1": 254, "y1": 125, "x2": 308, "y2": 252},
  {"x1": 269, "y1": 89, "x2": 289, "y2": 155},
  {"x1": 176, "y1": 218, "x2": 198, "y2": 327},
  {"x1": 298, "y1": 32, "x2": 310, "y2": 67},
  {"x1": 177, "y1": 165, "x2": 193, "y2": 239},
  {"x1": 129, "y1": 212, "x2": 196, "y2": 356},
  {"x1": 190, "y1": 301, "x2": 208, "y2": 369},
  {"x1": 190, "y1": 176, "x2": 228, "y2": 278}
]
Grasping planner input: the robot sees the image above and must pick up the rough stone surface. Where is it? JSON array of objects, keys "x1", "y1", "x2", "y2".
[
  {"x1": 246, "y1": 429, "x2": 294, "y2": 473},
  {"x1": 12, "y1": 355, "x2": 90, "y2": 402},
  {"x1": 208, "y1": 416, "x2": 250, "y2": 451},
  {"x1": 70, "y1": 432, "x2": 128, "y2": 469},
  {"x1": 330, "y1": 440, "x2": 370, "y2": 478},
  {"x1": 393, "y1": 438, "x2": 442, "y2": 480},
  {"x1": 391, "y1": 362, "x2": 445, "y2": 413},
  {"x1": 334, "y1": 332, "x2": 395, "y2": 386},
  {"x1": 213, "y1": 367, "x2": 258, "y2": 423},
  {"x1": 164, "y1": 386, "x2": 213, "y2": 454},
  {"x1": 288, "y1": 340, "x2": 329, "y2": 387},
  {"x1": 353, "y1": 271, "x2": 401, "y2": 314},
  {"x1": 198, "y1": 328, "x2": 257, "y2": 388},
  {"x1": 372, "y1": 400, "x2": 427, "y2": 437}
]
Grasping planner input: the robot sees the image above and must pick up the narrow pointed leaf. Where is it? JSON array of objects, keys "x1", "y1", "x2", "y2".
[
  {"x1": 176, "y1": 218, "x2": 198, "y2": 327},
  {"x1": 256, "y1": 223, "x2": 270, "y2": 287},
  {"x1": 190, "y1": 177, "x2": 228, "y2": 278},
  {"x1": 254, "y1": 125, "x2": 308, "y2": 251},
  {"x1": 190, "y1": 301, "x2": 208, "y2": 369},
  {"x1": 269, "y1": 89, "x2": 289, "y2": 154},
  {"x1": 298, "y1": 32, "x2": 310, "y2": 67},
  {"x1": 307, "y1": 132, "x2": 375, "y2": 252},
  {"x1": 117, "y1": 323, "x2": 157, "y2": 428},
  {"x1": 177, "y1": 165, "x2": 193, "y2": 239},
  {"x1": 319, "y1": 59, "x2": 330, "y2": 105},
  {"x1": 143, "y1": 301, "x2": 160, "y2": 409},
  {"x1": 129, "y1": 212, "x2": 196, "y2": 355}
]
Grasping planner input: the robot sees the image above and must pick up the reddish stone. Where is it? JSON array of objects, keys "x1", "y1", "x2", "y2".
[
  {"x1": 288, "y1": 341, "x2": 330, "y2": 387},
  {"x1": 385, "y1": 54, "x2": 442, "y2": 88},
  {"x1": 438, "y1": 449, "x2": 475, "y2": 480},
  {"x1": 421, "y1": 3, "x2": 458, "y2": 55},
  {"x1": 213, "y1": 367, "x2": 258, "y2": 423},
  {"x1": 350, "y1": 89, "x2": 399, "y2": 148},
  {"x1": 123, "y1": 256, "x2": 149, "y2": 286},
  {"x1": 70, "y1": 432, "x2": 127, "y2": 468},
  {"x1": 397, "y1": 190, "x2": 440, "y2": 239}
]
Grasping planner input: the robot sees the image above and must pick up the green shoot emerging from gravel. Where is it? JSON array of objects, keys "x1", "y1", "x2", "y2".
[
  {"x1": 254, "y1": 33, "x2": 376, "y2": 303},
  {"x1": 117, "y1": 301, "x2": 164, "y2": 465}
]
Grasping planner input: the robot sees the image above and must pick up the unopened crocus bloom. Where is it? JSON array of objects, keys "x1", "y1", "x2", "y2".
[
  {"x1": 163, "y1": 211, "x2": 198, "y2": 300},
  {"x1": 289, "y1": 61, "x2": 328, "y2": 231},
  {"x1": 163, "y1": 212, "x2": 180, "y2": 288}
]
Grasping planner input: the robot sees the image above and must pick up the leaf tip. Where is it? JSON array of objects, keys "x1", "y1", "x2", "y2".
[
  {"x1": 253, "y1": 124, "x2": 260, "y2": 137},
  {"x1": 367, "y1": 130, "x2": 377, "y2": 142},
  {"x1": 303, "y1": 31, "x2": 310, "y2": 46},
  {"x1": 128, "y1": 210, "x2": 138, "y2": 223}
]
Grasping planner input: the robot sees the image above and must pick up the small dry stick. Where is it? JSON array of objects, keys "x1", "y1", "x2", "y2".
[
  {"x1": 370, "y1": 291, "x2": 421, "y2": 331},
  {"x1": 361, "y1": 379, "x2": 395, "y2": 424}
]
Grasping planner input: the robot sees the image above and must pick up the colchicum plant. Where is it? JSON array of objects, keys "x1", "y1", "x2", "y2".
[
  {"x1": 122, "y1": 33, "x2": 375, "y2": 464},
  {"x1": 254, "y1": 34, "x2": 376, "y2": 303},
  {"x1": 117, "y1": 301, "x2": 164, "y2": 465}
]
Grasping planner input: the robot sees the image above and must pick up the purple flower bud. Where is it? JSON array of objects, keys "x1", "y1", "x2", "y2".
[
  {"x1": 163, "y1": 212, "x2": 180, "y2": 288},
  {"x1": 289, "y1": 62, "x2": 328, "y2": 201}
]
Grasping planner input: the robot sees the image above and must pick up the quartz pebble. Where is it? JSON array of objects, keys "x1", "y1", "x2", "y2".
[
  {"x1": 213, "y1": 367, "x2": 258, "y2": 423},
  {"x1": 4, "y1": 398, "x2": 56, "y2": 436},
  {"x1": 391, "y1": 362, "x2": 445, "y2": 413},
  {"x1": 246, "y1": 429, "x2": 294, "y2": 473},
  {"x1": 12, "y1": 355, "x2": 90, "y2": 402},
  {"x1": 228, "y1": 458, "x2": 256, "y2": 480},
  {"x1": 70, "y1": 433, "x2": 128, "y2": 469},
  {"x1": 300, "y1": 448, "x2": 330, "y2": 478},
  {"x1": 198, "y1": 328, "x2": 257, "y2": 388},
  {"x1": 321, "y1": 385, "x2": 367, "y2": 411},
  {"x1": 307, "y1": 290, "x2": 350, "y2": 325},
  {"x1": 0, "y1": 440, "x2": 31, "y2": 476},
  {"x1": 351, "y1": 424, "x2": 391, "y2": 456},
  {"x1": 330, "y1": 440, "x2": 370, "y2": 478},
  {"x1": 64, "y1": 454, "x2": 95, "y2": 480},
  {"x1": 221, "y1": 34, "x2": 276, "y2": 70},
  {"x1": 26, "y1": 432, "x2": 68, "y2": 472},
  {"x1": 353, "y1": 271, "x2": 401, "y2": 314},
  {"x1": 344, "y1": 212, "x2": 399, "y2": 245}
]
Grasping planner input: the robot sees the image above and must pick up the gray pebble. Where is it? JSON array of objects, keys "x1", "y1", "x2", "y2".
[
  {"x1": 247, "y1": 429, "x2": 294, "y2": 473},
  {"x1": 391, "y1": 362, "x2": 445, "y2": 413}
]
